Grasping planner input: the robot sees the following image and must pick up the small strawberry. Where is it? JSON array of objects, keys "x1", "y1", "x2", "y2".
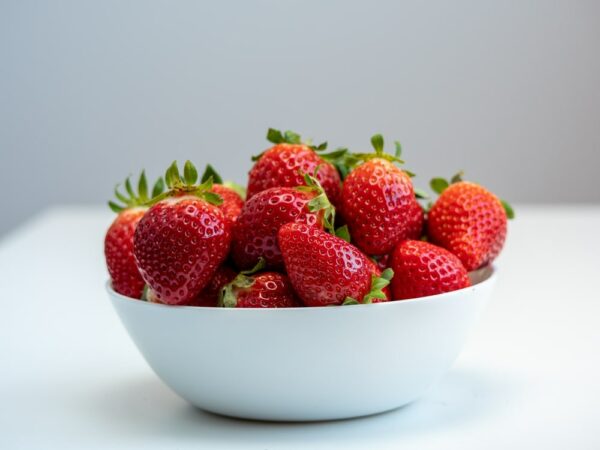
[
  {"x1": 390, "y1": 240, "x2": 471, "y2": 300},
  {"x1": 219, "y1": 259, "x2": 298, "y2": 308},
  {"x1": 201, "y1": 164, "x2": 245, "y2": 224},
  {"x1": 278, "y1": 223, "x2": 393, "y2": 306},
  {"x1": 247, "y1": 128, "x2": 342, "y2": 206},
  {"x1": 340, "y1": 134, "x2": 424, "y2": 256},
  {"x1": 193, "y1": 264, "x2": 237, "y2": 307},
  {"x1": 105, "y1": 172, "x2": 164, "y2": 298},
  {"x1": 427, "y1": 174, "x2": 513, "y2": 271},
  {"x1": 232, "y1": 173, "x2": 336, "y2": 270},
  {"x1": 134, "y1": 161, "x2": 232, "y2": 305}
]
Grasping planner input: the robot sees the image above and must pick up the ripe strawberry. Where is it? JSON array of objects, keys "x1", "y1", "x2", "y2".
[
  {"x1": 201, "y1": 164, "x2": 245, "y2": 224},
  {"x1": 247, "y1": 128, "x2": 342, "y2": 206},
  {"x1": 341, "y1": 134, "x2": 424, "y2": 256},
  {"x1": 427, "y1": 175, "x2": 513, "y2": 271},
  {"x1": 219, "y1": 259, "x2": 298, "y2": 308},
  {"x1": 134, "y1": 161, "x2": 232, "y2": 305},
  {"x1": 390, "y1": 240, "x2": 471, "y2": 300},
  {"x1": 193, "y1": 265, "x2": 237, "y2": 307},
  {"x1": 278, "y1": 223, "x2": 393, "y2": 306},
  {"x1": 232, "y1": 174, "x2": 335, "y2": 270},
  {"x1": 105, "y1": 171, "x2": 164, "y2": 298}
]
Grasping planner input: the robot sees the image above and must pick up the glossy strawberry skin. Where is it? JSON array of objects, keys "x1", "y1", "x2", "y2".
[
  {"x1": 212, "y1": 184, "x2": 244, "y2": 224},
  {"x1": 247, "y1": 144, "x2": 342, "y2": 206},
  {"x1": 104, "y1": 208, "x2": 147, "y2": 298},
  {"x1": 390, "y1": 240, "x2": 471, "y2": 300},
  {"x1": 232, "y1": 187, "x2": 323, "y2": 270},
  {"x1": 193, "y1": 265, "x2": 237, "y2": 307},
  {"x1": 278, "y1": 223, "x2": 372, "y2": 307},
  {"x1": 133, "y1": 195, "x2": 232, "y2": 305},
  {"x1": 232, "y1": 272, "x2": 298, "y2": 308},
  {"x1": 341, "y1": 159, "x2": 423, "y2": 256},
  {"x1": 427, "y1": 181, "x2": 507, "y2": 271}
]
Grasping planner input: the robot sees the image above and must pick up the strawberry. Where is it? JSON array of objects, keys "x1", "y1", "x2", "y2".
[
  {"x1": 390, "y1": 240, "x2": 471, "y2": 300},
  {"x1": 340, "y1": 134, "x2": 424, "y2": 256},
  {"x1": 193, "y1": 265, "x2": 237, "y2": 307},
  {"x1": 278, "y1": 223, "x2": 393, "y2": 306},
  {"x1": 247, "y1": 128, "x2": 342, "y2": 206},
  {"x1": 201, "y1": 164, "x2": 245, "y2": 224},
  {"x1": 105, "y1": 172, "x2": 164, "y2": 298},
  {"x1": 133, "y1": 161, "x2": 232, "y2": 305},
  {"x1": 371, "y1": 254, "x2": 390, "y2": 272},
  {"x1": 232, "y1": 173, "x2": 335, "y2": 270},
  {"x1": 219, "y1": 259, "x2": 298, "y2": 308},
  {"x1": 427, "y1": 174, "x2": 513, "y2": 271}
]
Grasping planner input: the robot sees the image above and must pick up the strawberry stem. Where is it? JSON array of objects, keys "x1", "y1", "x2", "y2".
[{"x1": 108, "y1": 170, "x2": 164, "y2": 213}]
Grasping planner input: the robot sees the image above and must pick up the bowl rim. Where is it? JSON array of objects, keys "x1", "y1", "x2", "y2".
[{"x1": 106, "y1": 265, "x2": 496, "y2": 312}]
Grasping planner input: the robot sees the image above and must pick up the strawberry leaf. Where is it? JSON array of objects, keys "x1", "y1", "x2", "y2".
[
  {"x1": 451, "y1": 171, "x2": 464, "y2": 184},
  {"x1": 201, "y1": 191, "x2": 223, "y2": 206},
  {"x1": 267, "y1": 128, "x2": 284, "y2": 144},
  {"x1": 362, "y1": 268, "x2": 394, "y2": 304},
  {"x1": 183, "y1": 161, "x2": 198, "y2": 186},
  {"x1": 414, "y1": 187, "x2": 429, "y2": 199},
  {"x1": 138, "y1": 170, "x2": 148, "y2": 202},
  {"x1": 124, "y1": 177, "x2": 135, "y2": 199},
  {"x1": 371, "y1": 134, "x2": 384, "y2": 155},
  {"x1": 201, "y1": 164, "x2": 224, "y2": 184},
  {"x1": 394, "y1": 141, "x2": 402, "y2": 158},
  {"x1": 335, "y1": 225, "x2": 351, "y2": 243},
  {"x1": 342, "y1": 297, "x2": 360, "y2": 305},
  {"x1": 283, "y1": 130, "x2": 301, "y2": 144},
  {"x1": 108, "y1": 201, "x2": 124, "y2": 213},
  {"x1": 151, "y1": 177, "x2": 165, "y2": 198},
  {"x1": 501, "y1": 200, "x2": 515, "y2": 219},
  {"x1": 430, "y1": 177, "x2": 449, "y2": 194}
]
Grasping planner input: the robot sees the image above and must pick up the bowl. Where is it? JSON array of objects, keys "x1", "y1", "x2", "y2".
[{"x1": 107, "y1": 266, "x2": 496, "y2": 421}]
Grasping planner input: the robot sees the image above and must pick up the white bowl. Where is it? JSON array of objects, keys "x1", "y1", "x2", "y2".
[{"x1": 107, "y1": 267, "x2": 496, "y2": 422}]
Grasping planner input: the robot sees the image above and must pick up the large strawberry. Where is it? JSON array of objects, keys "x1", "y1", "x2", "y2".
[
  {"x1": 134, "y1": 161, "x2": 232, "y2": 305},
  {"x1": 341, "y1": 134, "x2": 424, "y2": 256},
  {"x1": 201, "y1": 164, "x2": 245, "y2": 224},
  {"x1": 247, "y1": 128, "x2": 342, "y2": 206},
  {"x1": 232, "y1": 173, "x2": 335, "y2": 270},
  {"x1": 427, "y1": 174, "x2": 513, "y2": 271},
  {"x1": 105, "y1": 172, "x2": 164, "y2": 298},
  {"x1": 390, "y1": 240, "x2": 471, "y2": 300},
  {"x1": 219, "y1": 259, "x2": 298, "y2": 308},
  {"x1": 278, "y1": 223, "x2": 393, "y2": 306}
]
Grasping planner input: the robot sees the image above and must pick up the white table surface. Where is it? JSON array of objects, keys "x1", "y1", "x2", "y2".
[{"x1": 1, "y1": 205, "x2": 599, "y2": 449}]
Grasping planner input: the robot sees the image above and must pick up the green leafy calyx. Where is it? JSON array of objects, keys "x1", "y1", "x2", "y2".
[
  {"x1": 296, "y1": 169, "x2": 337, "y2": 235},
  {"x1": 219, "y1": 258, "x2": 266, "y2": 308},
  {"x1": 147, "y1": 161, "x2": 223, "y2": 207},
  {"x1": 108, "y1": 170, "x2": 165, "y2": 213}
]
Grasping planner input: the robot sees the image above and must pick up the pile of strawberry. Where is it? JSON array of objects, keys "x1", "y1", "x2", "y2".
[{"x1": 104, "y1": 129, "x2": 513, "y2": 308}]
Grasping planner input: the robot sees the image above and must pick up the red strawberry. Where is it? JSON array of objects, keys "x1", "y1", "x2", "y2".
[
  {"x1": 390, "y1": 240, "x2": 471, "y2": 300},
  {"x1": 341, "y1": 134, "x2": 424, "y2": 256},
  {"x1": 212, "y1": 184, "x2": 243, "y2": 223},
  {"x1": 278, "y1": 223, "x2": 393, "y2": 306},
  {"x1": 232, "y1": 174, "x2": 335, "y2": 270},
  {"x1": 105, "y1": 172, "x2": 164, "y2": 298},
  {"x1": 133, "y1": 161, "x2": 232, "y2": 305},
  {"x1": 193, "y1": 265, "x2": 237, "y2": 307},
  {"x1": 427, "y1": 176, "x2": 513, "y2": 271},
  {"x1": 371, "y1": 254, "x2": 390, "y2": 272},
  {"x1": 219, "y1": 260, "x2": 298, "y2": 308},
  {"x1": 247, "y1": 128, "x2": 342, "y2": 206},
  {"x1": 200, "y1": 164, "x2": 245, "y2": 224}
]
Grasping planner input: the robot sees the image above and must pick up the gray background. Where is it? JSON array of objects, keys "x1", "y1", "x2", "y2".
[{"x1": 1, "y1": 0, "x2": 599, "y2": 236}]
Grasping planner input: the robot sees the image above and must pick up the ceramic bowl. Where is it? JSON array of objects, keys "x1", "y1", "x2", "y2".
[{"x1": 107, "y1": 266, "x2": 495, "y2": 421}]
